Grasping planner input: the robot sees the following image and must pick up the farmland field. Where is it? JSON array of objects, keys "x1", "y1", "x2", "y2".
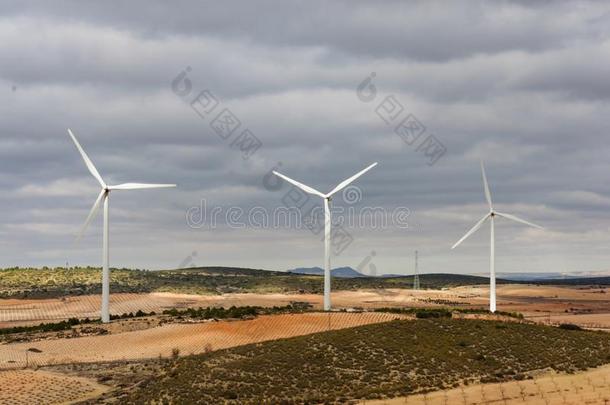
[
  {"x1": 119, "y1": 318, "x2": 610, "y2": 404},
  {"x1": 1, "y1": 283, "x2": 608, "y2": 329},
  {"x1": 0, "y1": 369, "x2": 107, "y2": 405},
  {"x1": 0, "y1": 310, "x2": 608, "y2": 403},
  {"x1": 0, "y1": 312, "x2": 405, "y2": 368},
  {"x1": 1, "y1": 267, "x2": 609, "y2": 404}
]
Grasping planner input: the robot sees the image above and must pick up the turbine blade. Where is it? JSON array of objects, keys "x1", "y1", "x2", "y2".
[
  {"x1": 327, "y1": 162, "x2": 378, "y2": 197},
  {"x1": 451, "y1": 213, "x2": 490, "y2": 249},
  {"x1": 108, "y1": 183, "x2": 177, "y2": 190},
  {"x1": 480, "y1": 160, "x2": 492, "y2": 210},
  {"x1": 495, "y1": 212, "x2": 544, "y2": 229},
  {"x1": 76, "y1": 190, "x2": 106, "y2": 242},
  {"x1": 68, "y1": 129, "x2": 106, "y2": 188},
  {"x1": 272, "y1": 171, "x2": 325, "y2": 198}
]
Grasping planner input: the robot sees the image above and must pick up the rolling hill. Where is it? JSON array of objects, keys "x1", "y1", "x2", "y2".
[
  {"x1": 122, "y1": 318, "x2": 610, "y2": 403},
  {"x1": 1, "y1": 266, "x2": 606, "y2": 299}
]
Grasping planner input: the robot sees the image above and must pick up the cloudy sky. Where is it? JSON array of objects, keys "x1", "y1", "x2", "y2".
[{"x1": 2, "y1": 1, "x2": 610, "y2": 275}]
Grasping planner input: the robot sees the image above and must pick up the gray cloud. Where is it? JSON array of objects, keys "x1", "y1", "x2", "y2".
[{"x1": 1, "y1": 1, "x2": 610, "y2": 274}]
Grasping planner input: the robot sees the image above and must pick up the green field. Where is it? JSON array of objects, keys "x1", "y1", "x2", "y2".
[
  {"x1": 0, "y1": 267, "x2": 503, "y2": 299},
  {"x1": 119, "y1": 318, "x2": 610, "y2": 404}
]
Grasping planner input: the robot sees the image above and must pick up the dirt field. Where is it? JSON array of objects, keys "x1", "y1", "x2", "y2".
[
  {"x1": 0, "y1": 312, "x2": 404, "y2": 368},
  {"x1": 362, "y1": 364, "x2": 610, "y2": 405},
  {"x1": 0, "y1": 369, "x2": 108, "y2": 405},
  {"x1": 0, "y1": 285, "x2": 607, "y2": 404},
  {"x1": 0, "y1": 284, "x2": 607, "y2": 329}
]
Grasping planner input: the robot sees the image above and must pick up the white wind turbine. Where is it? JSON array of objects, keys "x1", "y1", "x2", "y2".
[
  {"x1": 451, "y1": 161, "x2": 543, "y2": 313},
  {"x1": 273, "y1": 162, "x2": 377, "y2": 311},
  {"x1": 68, "y1": 129, "x2": 176, "y2": 323}
]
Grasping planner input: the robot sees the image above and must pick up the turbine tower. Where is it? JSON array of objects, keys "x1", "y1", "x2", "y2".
[
  {"x1": 68, "y1": 129, "x2": 176, "y2": 323},
  {"x1": 273, "y1": 162, "x2": 378, "y2": 311},
  {"x1": 413, "y1": 250, "x2": 420, "y2": 290},
  {"x1": 451, "y1": 161, "x2": 543, "y2": 313}
]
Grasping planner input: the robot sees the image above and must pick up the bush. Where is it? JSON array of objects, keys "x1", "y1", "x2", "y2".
[
  {"x1": 161, "y1": 304, "x2": 301, "y2": 320},
  {"x1": 415, "y1": 309, "x2": 452, "y2": 319},
  {"x1": 0, "y1": 318, "x2": 85, "y2": 335},
  {"x1": 559, "y1": 323, "x2": 582, "y2": 331}
]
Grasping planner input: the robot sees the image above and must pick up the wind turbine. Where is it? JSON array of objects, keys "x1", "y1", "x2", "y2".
[
  {"x1": 273, "y1": 162, "x2": 377, "y2": 311},
  {"x1": 451, "y1": 161, "x2": 542, "y2": 313},
  {"x1": 68, "y1": 129, "x2": 176, "y2": 323}
]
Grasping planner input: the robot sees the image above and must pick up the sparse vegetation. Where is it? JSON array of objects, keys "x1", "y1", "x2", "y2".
[
  {"x1": 0, "y1": 304, "x2": 315, "y2": 344},
  {"x1": 122, "y1": 318, "x2": 610, "y2": 404},
  {"x1": 162, "y1": 303, "x2": 312, "y2": 320},
  {"x1": 454, "y1": 308, "x2": 525, "y2": 319},
  {"x1": 0, "y1": 267, "x2": 511, "y2": 299},
  {"x1": 373, "y1": 307, "x2": 524, "y2": 320},
  {"x1": 0, "y1": 318, "x2": 86, "y2": 336},
  {"x1": 373, "y1": 307, "x2": 453, "y2": 318}
]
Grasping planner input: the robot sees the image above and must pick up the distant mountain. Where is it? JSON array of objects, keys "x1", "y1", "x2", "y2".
[{"x1": 288, "y1": 267, "x2": 367, "y2": 278}]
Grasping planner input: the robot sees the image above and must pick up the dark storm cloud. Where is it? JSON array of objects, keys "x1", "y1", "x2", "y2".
[{"x1": 1, "y1": 1, "x2": 610, "y2": 274}]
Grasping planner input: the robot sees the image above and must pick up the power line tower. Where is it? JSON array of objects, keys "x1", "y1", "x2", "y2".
[{"x1": 413, "y1": 250, "x2": 420, "y2": 290}]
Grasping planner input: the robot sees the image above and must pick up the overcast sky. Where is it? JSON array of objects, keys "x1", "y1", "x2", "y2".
[{"x1": 2, "y1": 1, "x2": 610, "y2": 275}]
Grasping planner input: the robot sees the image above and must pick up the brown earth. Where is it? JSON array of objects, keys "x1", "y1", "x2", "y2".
[
  {"x1": 361, "y1": 364, "x2": 610, "y2": 405},
  {"x1": 0, "y1": 284, "x2": 608, "y2": 329},
  {"x1": 0, "y1": 312, "x2": 405, "y2": 369},
  {"x1": 0, "y1": 369, "x2": 108, "y2": 405},
  {"x1": 0, "y1": 285, "x2": 607, "y2": 404}
]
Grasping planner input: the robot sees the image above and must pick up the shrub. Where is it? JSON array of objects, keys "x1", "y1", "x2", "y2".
[
  {"x1": 559, "y1": 323, "x2": 582, "y2": 331},
  {"x1": 415, "y1": 309, "x2": 452, "y2": 319}
]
